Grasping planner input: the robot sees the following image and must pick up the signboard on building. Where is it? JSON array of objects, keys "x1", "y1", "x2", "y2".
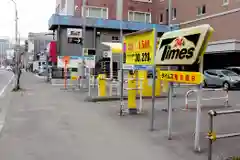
[
  {"x1": 57, "y1": 56, "x2": 83, "y2": 68},
  {"x1": 67, "y1": 28, "x2": 82, "y2": 38},
  {"x1": 84, "y1": 55, "x2": 95, "y2": 68},
  {"x1": 67, "y1": 28, "x2": 83, "y2": 44},
  {"x1": 57, "y1": 55, "x2": 95, "y2": 68}
]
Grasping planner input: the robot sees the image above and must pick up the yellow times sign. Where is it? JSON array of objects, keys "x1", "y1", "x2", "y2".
[
  {"x1": 159, "y1": 70, "x2": 204, "y2": 84},
  {"x1": 124, "y1": 29, "x2": 156, "y2": 65}
]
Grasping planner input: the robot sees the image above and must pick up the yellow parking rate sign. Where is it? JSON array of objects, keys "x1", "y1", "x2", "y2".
[
  {"x1": 159, "y1": 70, "x2": 204, "y2": 84},
  {"x1": 124, "y1": 29, "x2": 156, "y2": 65}
]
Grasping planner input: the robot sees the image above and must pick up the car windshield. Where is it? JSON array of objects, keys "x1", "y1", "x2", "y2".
[{"x1": 221, "y1": 70, "x2": 238, "y2": 76}]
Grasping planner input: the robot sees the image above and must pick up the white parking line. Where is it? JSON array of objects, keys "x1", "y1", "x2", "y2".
[{"x1": 0, "y1": 74, "x2": 15, "y2": 97}]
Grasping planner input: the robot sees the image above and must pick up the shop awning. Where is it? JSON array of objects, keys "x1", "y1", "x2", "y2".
[{"x1": 102, "y1": 42, "x2": 122, "y2": 54}]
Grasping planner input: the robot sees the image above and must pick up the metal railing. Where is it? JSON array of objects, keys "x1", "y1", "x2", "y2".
[
  {"x1": 185, "y1": 88, "x2": 229, "y2": 110},
  {"x1": 207, "y1": 109, "x2": 240, "y2": 160}
]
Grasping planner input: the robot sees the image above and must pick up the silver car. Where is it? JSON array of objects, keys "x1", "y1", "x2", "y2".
[{"x1": 204, "y1": 69, "x2": 240, "y2": 89}]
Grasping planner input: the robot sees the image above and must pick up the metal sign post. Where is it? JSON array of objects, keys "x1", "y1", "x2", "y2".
[
  {"x1": 88, "y1": 68, "x2": 91, "y2": 96},
  {"x1": 156, "y1": 24, "x2": 214, "y2": 151},
  {"x1": 194, "y1": 55, "x2": 204, "y2": 152},
  {"x1": 122, "y1": 29, "x2": 156, "y2": 117},
  {"x1": 109, "y1": 51, "x2": 113, "y2": 96},
  {"x1": 150, "y1": 29, "x2": 157, "y2": 131},
  {"x1": 116, "y1": 0, "x2": 124, "y2": 116},
  {"x1": 167, "y1": 81, "x2": 173, "y2": 139}
]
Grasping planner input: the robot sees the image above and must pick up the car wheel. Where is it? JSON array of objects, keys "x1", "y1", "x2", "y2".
[{"x1": 223, "y1": 82, "x2": 230, "y2": 90}]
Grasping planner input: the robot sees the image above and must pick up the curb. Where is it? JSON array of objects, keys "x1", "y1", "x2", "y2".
[{"x1": 84, "y1": 95, "x2": 169, "y2": 102}]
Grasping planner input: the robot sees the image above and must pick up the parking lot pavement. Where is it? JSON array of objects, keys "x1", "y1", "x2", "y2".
[
  {"x1": 51, "y1": 78, "x2": 240, "y2": 160},
  {"x1": 0, "y1": 72, "x2": 189, "y2": 160},
  {"x1": 4, "y1": 72, "x2": 240, "y2": 160},
  {"x1": 98, "y1": 88, "x2": 240, "y2": 160}
]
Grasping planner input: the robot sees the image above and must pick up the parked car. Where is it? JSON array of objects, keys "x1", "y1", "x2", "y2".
[
  {"x1": 225, "y1": 66, "x2": 240, "y2": 75},
  {"x1": 204, "y1": 69, "x2": 240, "y2": 90},
  {"x1": 38, "y1": 65, "x2": 47, "y2": 76},
  {"x1": 6, "y1": 66, "x2": 12, "y2": 71}
]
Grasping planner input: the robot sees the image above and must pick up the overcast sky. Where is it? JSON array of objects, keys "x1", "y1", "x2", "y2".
[{"x1": 0, "y1": 0, "x2": 55, "y2": 40}]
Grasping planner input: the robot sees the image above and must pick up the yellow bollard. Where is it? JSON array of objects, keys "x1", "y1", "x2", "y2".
[
  {"x1": 138, "y1": 70, "x2": 161, "y2": 97},
  {"x1": 71, "y1": 71, "x2": 78, "y2": 81},
  {"x1": 138, "y1": 70, "x2": 151, "y2": 97},
  {"x1": 97, "y1": 74, "x2": 106, "y2": 97},
  {"x1": 128, "y1": 70, "x2": 138, "y2": 114},
  {"x1": 162, "y1": 80, "x2": 169, "y2": 93}
]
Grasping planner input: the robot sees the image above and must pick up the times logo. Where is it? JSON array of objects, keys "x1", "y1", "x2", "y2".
[{"x1": 159, "y1": 34, "x2": 200, "y2": 62}]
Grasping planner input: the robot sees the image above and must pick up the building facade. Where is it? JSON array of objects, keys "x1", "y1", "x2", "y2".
[
  {"x1": 0, "y1": 39, "x2": 11, "y2": 64},
  {"x1": 0, "y1": 39, "x2": 10, "y2": 56},
  {"x1": 159, "y1": 0, "x2": 240, "y2": 69},
  {"x1": 28, "y1": 32, "x2": 55, "y2": 61},
  {"x1": 55, "y1": 0, "x2": 167, "y2": 24},
  {"x1": 162, "y1": 0, "x2": 240, "y2": 42}
]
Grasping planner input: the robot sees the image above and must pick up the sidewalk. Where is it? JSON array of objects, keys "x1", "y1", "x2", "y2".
[{"x1": 0, "y1": 72, "x2": 188, "y2": 160}]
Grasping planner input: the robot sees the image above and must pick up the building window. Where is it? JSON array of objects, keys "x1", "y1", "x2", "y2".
[
  {"x1": 128, "y1": 11, "x2": 151, "y2": 23},
  {"x1": 159, "y1": 13, "x2": 163, "y2": 23},
  {"x1": 83, "y1": 6, "x2": 108, "y2": 19},
  {"x1": 197, "y1": 5, "x2": 206, "y2": 16},
  {"x1": 223, "y1": 0, "x2": 229, "y2": 5},
  {"x1": 112, "y1": 36, "x2": 120, "y2": 42},
  {"x1": 172, "y1": 8, "x2": 176, "y2": 20}
]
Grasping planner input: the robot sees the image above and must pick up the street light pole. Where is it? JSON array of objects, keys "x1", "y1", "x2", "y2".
[
  {"x1": 10, "y1": 0, "x2": 20, "y2": 90},
  {"x1": 77, "y1": 0, "x2": 87, "y2": 89},
  {"x1": 11, "y1": 0, "x2": 18, "y2": 47}
]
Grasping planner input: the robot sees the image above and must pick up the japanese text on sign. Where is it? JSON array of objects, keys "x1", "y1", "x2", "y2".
[
  {"x1": 159, "y1": 70, "x2": 203, "y2": 84},
  {"x1": 124, "y1": 29, "x2": 155, "y2": 65}
]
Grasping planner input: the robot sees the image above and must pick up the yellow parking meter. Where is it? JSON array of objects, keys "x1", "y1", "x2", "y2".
[
  {"x1": 97, "y1": 74, "x2": 106, "y2": 97},
  {"x1": 128, "y1": 70, "x2": 137, "y2": 114}
]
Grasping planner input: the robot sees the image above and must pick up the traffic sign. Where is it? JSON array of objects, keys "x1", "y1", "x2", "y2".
[
  {"x1": 124, "y1": 29, "x2": 156, "y2": 65},
  {"x1": 159, "y1": 70, "x2": 204, "y2": 84},
  {"x1": 84, "y1": 55, "x2": 95, "y2": 68}
]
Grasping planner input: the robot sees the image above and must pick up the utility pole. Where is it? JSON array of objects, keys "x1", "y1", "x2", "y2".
[
  {"x1": 11, "y1": 0, "x2": 20, "y2": 90},
  {"x1": 11, "y1": 0, "x2": 18, "y2": 49},
  {"x1": 77, "y1": 0, "x2": 87, "y2": 89},
  {"x1": 116, "y1": 0, "x2": 124, "y2": 116},
  {"x1": 82, "y1": 0, "x2": 86, "y2": 53}
]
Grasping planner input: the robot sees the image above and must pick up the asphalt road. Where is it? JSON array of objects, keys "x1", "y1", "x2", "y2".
[
  {"x1": 0, "y1": 69, "x2": 13, "y2": 97},
  {"x1": 0, "y1": 69, "x2": 14, "y2": 132}
]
